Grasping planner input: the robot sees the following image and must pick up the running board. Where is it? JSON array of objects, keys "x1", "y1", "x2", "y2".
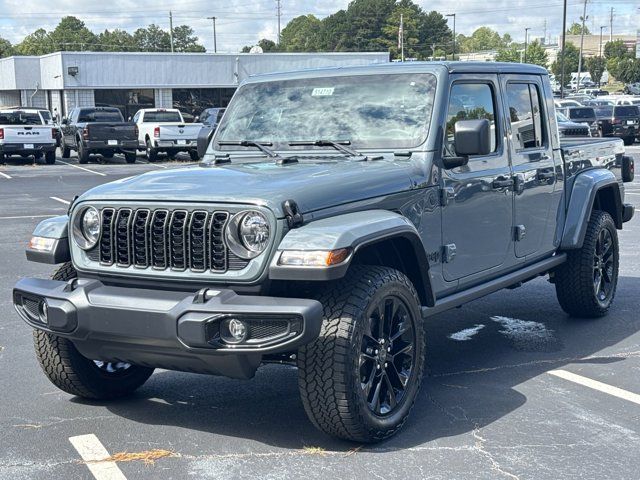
[{"x1": 422, "y1": 254, "x2": 566, "y2": 318}]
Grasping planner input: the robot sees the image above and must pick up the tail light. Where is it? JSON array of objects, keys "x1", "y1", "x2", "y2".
[
  {"x1": 82, "y1": 127, "x2": 90, "y2": 140},
  {"x1": 52, "y1": 128, "x2": 57, "y2": 138},
  {"x1": 0, "y1": 128, "x2": 4, "y2": 140},
  {"x1": 134, "y1": 125, "x2": 139, "y2": 137},
  {"x1": 154, "y1": 126, "x2": 160, "y2": 138}
]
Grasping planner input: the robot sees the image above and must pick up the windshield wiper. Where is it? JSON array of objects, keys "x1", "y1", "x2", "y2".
[
  {"x1": 288, "y1": 140, "x2": 381, "y2": 161},
  {"x1": 217, "y1": 140, "x2": 298, "y2": 165}
]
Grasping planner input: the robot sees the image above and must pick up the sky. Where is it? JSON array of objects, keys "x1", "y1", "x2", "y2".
[{"x1": 0, "y1": 0, "x2": 637, "y2": 53}]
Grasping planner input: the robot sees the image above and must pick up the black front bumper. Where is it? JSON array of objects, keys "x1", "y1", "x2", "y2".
[{"x1": 13, "y1": 278, "x2": 323, "y2": 378}]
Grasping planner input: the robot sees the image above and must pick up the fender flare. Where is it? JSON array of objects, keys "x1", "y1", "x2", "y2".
[
  {"x1": 26, "y1": 215, "x2": 70, "y2": 264},
  {"x1": 561, "y1": 169, "x2": 623, "y2": 250},
  {"x1": 269, "y1": 210, "x2": 435, "y2": 306}
]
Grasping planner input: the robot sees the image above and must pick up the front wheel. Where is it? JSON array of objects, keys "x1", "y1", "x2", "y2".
[
  {"x1": 554, "y1": 210, "x2": 619, "y2": 318},
  {"x1": 33, "y1": 263, "x2": 154, "y2": 399},
  {"x1": 61, "y1": 145, "x2": 71, "y2": 159},
  {"x1": 623, "y1": 136, "x2": 635, "y2": 146},
  {"x1": 78, "y1": 142, "x2": 90, "y2": 164},
  {"x1": 145, "y1": 139, "x2": 158, "y2": 162},
  {"x1": 298, "y1": 266, "x2": 425, "y2": 442}
]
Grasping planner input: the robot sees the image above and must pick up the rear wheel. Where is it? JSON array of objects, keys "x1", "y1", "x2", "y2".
[
  {"x1": 623, "y1": 136, "x2": 635, "y2": 146},
  {"x1": 189, "y1": 150, "x2": 200, "y2": 161},
  {"x1": 298, "y1": 266, "x2": 425, "y2": 442},
  {"x1": 124, "y1": 152, "x2": 136, "y2": 164},
  {"x1": 61, "y1": 145, "x2": 71, "y2": 159},
  {"x1": 145, "y1": 138, "x2": 158, "y2": 162},
  {"x1": 33, "y1": 263, "x2": 154, "y2": 399},
  {"x1": 45, "y1": 150, "x2": 55, "y2": 165},
  {"x1": 78, "y1": 142, "x2": 90, "y2": 164},
  {"x1": 555, "y1": 210, "x2": 619, "y2": 318}
]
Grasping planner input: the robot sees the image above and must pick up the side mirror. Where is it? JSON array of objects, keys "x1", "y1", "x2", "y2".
[
  {"x1": 61, "y1": 118, "x2": 68, "y2": 125},
  {"x1": 442, "y1": 119, "x2": 492, "y2": 170},
  {"x1": 197, "y1": 126, "x2": 215, "y2": 159}
]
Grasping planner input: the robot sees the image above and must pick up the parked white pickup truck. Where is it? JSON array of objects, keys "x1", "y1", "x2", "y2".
[
  {"x1": 0, "y1": 109, "x2": 57, "y2": 164},
  {"x1": 133, "y1": 108, "x2": 202, "y2": 161}
]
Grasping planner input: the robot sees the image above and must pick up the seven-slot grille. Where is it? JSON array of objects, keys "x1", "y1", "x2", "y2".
[{"x1": 97, "y1": 207, "x2": 247, "y2": 273}]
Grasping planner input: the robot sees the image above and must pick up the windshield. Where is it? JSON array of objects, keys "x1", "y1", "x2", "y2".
[
  {"x1": 39, "y1": 111, "x2": 53, "y2": 124},
  {"x1": 144, "y1": 111, "x2": 183, "y2": 123},
  {"x1": 79, "y1": 110, "x2": 123, "y2": 122},
  {"x1": 0, "y1": 111, "x2": 43, "y2": 125},
  {"x1": 614, "y1": 106, "x2": 640, "y2": 117},
  {"x1": 215, "y1": 73, "x2": 437, "y2": 151},
  {"x1": 569, "y1": 108, "x2": 595, "y2": 119},
  {"x1": 594, "y1": 106, "x2": 613, "y2": 117}
]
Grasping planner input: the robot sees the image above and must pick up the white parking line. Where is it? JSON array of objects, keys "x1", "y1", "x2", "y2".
[
  {"x1": 50, "y1": 196, "x2": 70, "y2": 205},
  {"x1": 57, "y1": 159, "x2": 107, "y2": 177},
  {"x1": 69, "y1": 434, "x2": 127, "y2": 480},
  {"x1": 0, "y1": 171, "x2": 12, "y2": 179},
  {"x1": 549, "y1": 369, "x2": 640, "y2": 406}
]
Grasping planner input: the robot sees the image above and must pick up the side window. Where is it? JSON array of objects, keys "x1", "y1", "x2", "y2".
[
  {"x1": 446, "y1": 83, "x2": 497, "y2": 156},
  {"x1": 506, "y1": 83, "x2": 545, "y2": 150},
  {"x1": 133, "y1": 111, "x2": 141, "y2": 123}
]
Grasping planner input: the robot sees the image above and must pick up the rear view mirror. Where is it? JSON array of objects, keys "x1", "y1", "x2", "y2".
[
  {"x1": 197, "y1": 126, "x2": 215, "y2": 159},
  {"x1": 454, "y1": 119, "x2": 491, "y2": 157}
]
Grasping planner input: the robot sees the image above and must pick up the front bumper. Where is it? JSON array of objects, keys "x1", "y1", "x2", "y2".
[
  {"x1": 1, "y1": 143, "x2": 56, "y2": 154},
  {"x1": 13, "y1": 278, "x2": 323, "y2": 378}
]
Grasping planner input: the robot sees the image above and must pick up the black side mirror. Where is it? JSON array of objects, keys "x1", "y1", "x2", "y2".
[
  {"x1": 61, "y1": 118, "x2": 68, "y2": 125},
  {"x1": 197, "y1": 126, "x2": 215, "y2": 159},
  {"x1": 454, "y1": 119, "x2": 491, "y2": 156}
]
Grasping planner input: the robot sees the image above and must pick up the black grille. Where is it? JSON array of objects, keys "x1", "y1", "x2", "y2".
[
  {"x1": 22, "y1": 297, "x2": 41, "y2": 320},
  {"x1": 249, "y1": 320, "x2": 289, "y2": 340},
  {"x1": 98, "y1": 207, "x2": 241, "y2": 273},
  {"x1": 561, "y1": 127, "x2": 589, "y2": 137}
]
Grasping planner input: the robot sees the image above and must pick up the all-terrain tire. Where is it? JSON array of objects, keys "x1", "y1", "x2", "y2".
[
  {"x1": 124, "y1": 152, "x2": 136, "y2": 164},
  {"x1": 61, "y1": 145, "x2": 71, "y2": 159},
  {"x1": 78, "y1": 142, "x2": 90, "y2": 164},
  {"x1": 45, "y1": 150, "x2": 56, "y2": 165},
  {"x1": 32, "y1": 262, "x2": 154, "y2": 399},
  {"x1": 298, "y1": 265, "x2": 426, "y2": 442},
  {"x1": 189, "y1": 150, "x2": 200, "y2": 161},
  {"x1": 555, "y1": 210, "x2": 619, "y2": 318},
  {"x1": 146, "y1": 138, "x2": 158, "y2": 162}
]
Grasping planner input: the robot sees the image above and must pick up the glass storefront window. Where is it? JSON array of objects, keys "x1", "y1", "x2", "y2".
[
  {"x1": 94, "y1": 89, "x2": 154, "y2": 120},
  {"x1": 172, "y1": 88, "x2": 236, "y2": 117}
]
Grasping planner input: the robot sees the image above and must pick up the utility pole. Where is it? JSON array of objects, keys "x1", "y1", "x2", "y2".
[
  {"x1": 446, "y1": 13, "x2": 456, "y2": 60},
  {"x1": 599, "y1": 25, "x2": 606, "y2": 57},
  {"x1": 609, "y1": 8, "x2": 614, "y2": 41},
  {"x1": 169, "y1": 11, "x2": 174, "y2": 53},
  {"x1": 560, "y1": 0, "x2": 568, "y2": 98},
  {"x1": 576, "y1": 0, "x2": 588, "y2": 92},
  {"x1": 543, "y1": 19, "x2": 547, "y2": 44},
  {"x1": 207, "y1": 16, "x2": 217, "y2": 53},
  {"x1": 524, "y1": 27, "x2": 530, "y2": 63},
  {"x1": 276, "y1": 0, "x2": 282, "y2": 46}
]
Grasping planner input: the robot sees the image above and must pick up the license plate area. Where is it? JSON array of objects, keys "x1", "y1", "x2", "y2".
[
  {"x1": 177, "y1": 139, "x2": 187, "y2": 145},
  {"x1": 24, "y1": 143, "x2": 34, "y2": 149},
  {"x1": 107, "y1": 140, "x2": 118, "y2": 146}
]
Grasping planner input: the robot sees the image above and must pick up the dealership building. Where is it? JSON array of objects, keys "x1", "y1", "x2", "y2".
[{"x1": 0, "y1": 51, "x2": 389, "y2": 118}]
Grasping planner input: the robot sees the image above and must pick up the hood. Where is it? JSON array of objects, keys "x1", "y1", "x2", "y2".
[{"x1": 78, "y1": 157, "x2": 415, "y2": 218}]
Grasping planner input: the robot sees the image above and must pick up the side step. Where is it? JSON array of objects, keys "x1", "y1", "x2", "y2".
[{"x1": 422, "y1": 254, "x2": 566, "y2": 318}]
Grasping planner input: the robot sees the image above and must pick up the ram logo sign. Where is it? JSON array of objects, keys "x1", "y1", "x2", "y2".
[{"x1": 17, "y1": 131, "x2": 41, "y2": 135}]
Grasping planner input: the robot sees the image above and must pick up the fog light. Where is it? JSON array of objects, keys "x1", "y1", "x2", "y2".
[
  {"x1": 39, "y1": 301, "x2": 48, "y2": 323},
  {"x1": 220, "y1": 318, "x2": 248, "y2": 344}
]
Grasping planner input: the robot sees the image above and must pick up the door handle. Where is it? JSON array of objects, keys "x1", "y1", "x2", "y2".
[{"x1": 492, "y1": 177, "x2": 514, "y2": 189}]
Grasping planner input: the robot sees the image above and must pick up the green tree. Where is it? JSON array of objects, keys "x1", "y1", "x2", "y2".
[
  {"x1": 97, "y1": 29, "x2": 136, "y2": 52},
  {"x1": 551, "y1": 42, "x2": 582, "y2": 78},
  {"x1": 459, "y1": 27, "x2": 511, "y2": 53},
  {"x1": 566, "y1": 22, "x2": 590, "y2": 35},
  {"x1": 419, "y1": 11, "x2": 453, "y2": 57},
  {"x1": 524, "y1": 40, "x2": 548, "y2": 67},
  {"x1": 48, "y1": 16, "x2": 97, "y2": 51},
  {"x1": 585, "y1": 56, "x2": 606, "y2": 85},
  {"x1": 15, "y1": 28, "x2": 52, "y2": 55},
  {"x1": 607, "y1": 57, "x2": 640, "y2": 84},
  {"x1": 172, "y1": 25, "x2": 205, "y2": 52},
  {"x1": 279, "y1": 15, "x2": 322, "y2": 51},
  {"x1": 241, "y1": 39, "x2": 278, "y2": 53},
  {"x1": 133, "y1": 24, "x2": 171, "y2": 52},
  {"x1": 381, "y1": 0, "x2": 423, "y2": 59},
  {"x1": 603, "y1": 39, "x2": 632, "y2": 60},
  {"x1": 0, "y1": 37, "x2": 13, "y2": 57},
  {"x1": 495, "y1": 45, "x2": 521, "y2": 63}
]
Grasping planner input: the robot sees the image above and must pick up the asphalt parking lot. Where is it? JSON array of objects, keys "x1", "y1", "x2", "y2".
[{"x1": 1, "y1": 147, "x2": 639, "y2": 480}]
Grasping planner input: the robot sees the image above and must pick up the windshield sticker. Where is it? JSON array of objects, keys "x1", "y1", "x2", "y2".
[{"x1": 311, "y1": 87, "x2": 334, "y2": 97}]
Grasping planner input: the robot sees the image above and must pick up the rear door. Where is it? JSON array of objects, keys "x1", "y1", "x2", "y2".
[
  {"x1": 501, "y1": 75, "x2": 559, "y2": 258},
  {"x1": 440, "y1": 75, "x2": 514, "y2": 282}
]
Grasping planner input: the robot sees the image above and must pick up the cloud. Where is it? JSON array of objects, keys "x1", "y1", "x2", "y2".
[{"x1": 0, "y1": 0, "x2": 636, "y2": 53}]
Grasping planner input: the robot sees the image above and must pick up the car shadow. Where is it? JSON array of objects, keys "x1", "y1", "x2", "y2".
[{"x1": 85, "y1": 275, "x2": 640, "y2": 452}]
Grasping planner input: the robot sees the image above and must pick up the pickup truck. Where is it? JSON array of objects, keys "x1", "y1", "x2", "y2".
[
  {"x1": 0, "y1": 109, "x2": 57, "y2": 164},
  {"x1": 13, "y1": 62, "x2": 636, "y2": 443},
  {"x1": 60, "y1": 107, "x2": 138, "y2": 164},
  {"x1": 133, "y1": 108, "x2": 202, "y2": 161},
  {"x1": 596, "y1": 105, "x2": 640, "y2": 145}
]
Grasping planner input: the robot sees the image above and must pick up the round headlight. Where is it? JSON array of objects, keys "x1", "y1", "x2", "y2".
[
  {"x1": 72, "y1": 206, "x2": 101, "y2": 250},
  {"x1": 226, "y1": 210, "x2": 270, "y2": 259}
]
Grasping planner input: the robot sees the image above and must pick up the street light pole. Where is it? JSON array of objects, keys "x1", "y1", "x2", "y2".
[
  {"x1": 576, "y1": 0, "x2": 588, "y2": 92},
  {"x1": 524, "y1": 27, "x2": 530, "y2": 63},
  {"x1": 446, "y1": 14, "x2": 456, "y2": 60},
  {"x1": 599, "y1": 25, "x2": 606, "y2": 57},
  {"x1": 207, "y1": 16, "x2": 217, "y2": 53},
  {"x1": 560, "y1": 0, "x2": 568, "y2": 98}
]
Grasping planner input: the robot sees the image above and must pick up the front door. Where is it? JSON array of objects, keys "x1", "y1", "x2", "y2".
[
  {"x1": 501, "y1": 76, "x2": 559, "y2": 258},
  {"x1": 441, "y1": 76, "x2": 514, "y2": 281}
]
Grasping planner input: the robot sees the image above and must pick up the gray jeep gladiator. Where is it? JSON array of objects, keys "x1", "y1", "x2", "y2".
[{"x1": 13, "y1": 62, "x2": 636, "y2": 442}]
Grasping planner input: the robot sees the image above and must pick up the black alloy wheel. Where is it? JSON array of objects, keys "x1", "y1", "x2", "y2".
[{"x1": 593, "y1": 227, "x2": 615, "y2": 306}]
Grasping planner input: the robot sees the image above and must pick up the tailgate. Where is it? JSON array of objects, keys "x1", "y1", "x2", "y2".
[
  {"x1": 1, "y1": 126, "x2": 53, "y2": 143},
  {"x1": 159, "y1": 124, "x2": 202, "y2": 140},
  {"x1": 88, "y1": 123, "x2": 137, "y2": 142}
]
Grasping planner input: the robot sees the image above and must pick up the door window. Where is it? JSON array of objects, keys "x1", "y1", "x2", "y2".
[
  {"x1": 506, "y1": 83, "x2": 546, "y2": 150},
  {"x1": 446, "y1": 83, "x2": 497, "y2": 157}
]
